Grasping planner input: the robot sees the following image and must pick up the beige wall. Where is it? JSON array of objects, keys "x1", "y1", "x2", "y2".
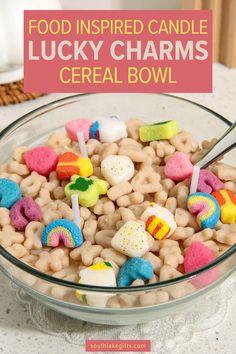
[{"x1": 60, "y1": 0, "x2": 180, "y2": 10}]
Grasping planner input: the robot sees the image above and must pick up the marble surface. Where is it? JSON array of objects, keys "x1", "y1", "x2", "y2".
[{"x1": 0, "y1": 63, "x2": 236, "y2": 354}]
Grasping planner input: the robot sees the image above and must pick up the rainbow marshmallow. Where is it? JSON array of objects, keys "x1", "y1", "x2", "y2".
[
  {"x1": 41, "y1": 219, "x2": 83, "y2": 248},
  {"x1": 187, "y1": 192, "x2": 220, "y2": 229}
]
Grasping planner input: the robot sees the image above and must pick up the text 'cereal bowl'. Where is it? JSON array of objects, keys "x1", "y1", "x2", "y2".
[{"x1": 0, "y1": 93, "x2": 235, "y2": 326}]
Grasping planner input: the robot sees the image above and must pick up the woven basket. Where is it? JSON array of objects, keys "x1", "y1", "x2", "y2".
[{"x1": 0, "y1": 80, "x2": 46, "y2": 106}]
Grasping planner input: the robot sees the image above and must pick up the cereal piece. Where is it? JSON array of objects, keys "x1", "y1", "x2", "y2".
[
  {"x1": 141, "y1": 203, "x2": 177, "y2": 240},
  {"x1": 156, "y1": 291, "x2": 169, "y2": 303},
  {"x1": 41, "y1": 202, "x2": 62, "y2": 224},
  {"x1": 24, "y1": 221, "x2": 44, "y2": 250},
  {"x1": 47, "y1": 132, "x2": 71, "y2": 153},
  {"x1": 212, "y1": 163, "x2": 236, "y2": 181},
  {"x1": 116, "y1": 192, "x2": 144, "y2": 207},
  {"x1": 111, "y1": 221, "x2": 150, "y2": 257},
  {"x1": 57, "y1": 201, "x2": 73, "y2": 220},
  {"x1": 153, "y1": 140, "x2": 175, "y2": 158},
  {"x1": 106, "y1": 296, "x2": 121, "y2": 308},
  {"x1": 35, "y1": 188, "x2": 52, "y2": 207},
  {"x1": 117, "y1": 257, "x2": 153, "y2": 286},
  {"x1": 97, "y1": 213, "x2": 121, "y2": 230},
  {"x1": 131, "y1": 167, "x2": 162, "y2": 194},
  {"x1": 53, "y1": 186, "x2": 65, "y2": 200},
  {"x1": 35, "y1": 248, "x2": 69, "y2": 272},
  {"x1": 119, "y1": 138, "x2": 142, "y2": 148},
  {"x1": 70, "y1": 241, "x2": 102, "y2": 266},
  {"x1": 0, "y1": 230, "x2": 24, "y2": 247},
  {"x1": 0, "y1": 161, "x2": 29, "y2": 176},
  {"x1": 0, "y1": 178, "x2": 21, "y2": 208},
  {"x1": 95, "y1": 230, "x2": 116, "y2": 248},
  {"x1": 175, "y1": 208, "x2": 191, "y2": 227},
  {"x1": 159, "y1": 245, "x2": 184, "y2": 269},
  {"x1": 107, "y1": 181, "x2": 132, "y2": 201},
  {"x1": 183, "y1": 228, "x2": 214, "y2": 248},
  {"x1": 100, "y1": 248, "x2": 127, "y2": 266},
  {"x1": 0, "y1": 208, "x2": 10, "y2": 226},
  {"x1": 139, "y1": 120, "x2": 179, "y2": 142},
  {"x1": 139, "y1": 292, "x2": 157, "y2": 306},
  {"x1": 90, "y1": 154, "x2": 101, "y2": 168},
  {"x1": 164, "y1": 152, "x2": 193, "y2": 182},
  {"x1": 24, "y1": 146, "x2": 59, "y2": 177},
  {"x1": 154, "y1": 190, "x2": 168, "y2": 206},
  {"x1": 164, "y1": 197, "x2": 177, "y2": 214},
  {"x1": 170, "y1": 131, "x2": 198, "y2": 153},
  {"x1": 177, "y1": 185, "x2": 189, "y2": 209},
  {"x1": 65, "y1": 118, "x2": 92, "y2": 142},
  {"x1": 101, "y1": 155, "x2": 134, "y2": 186},
  {"x1": 171, "y1": 226, "x2": 195, "y2": 241},
  {"x1": 212, "y1": 189, "x2": 236, "y2": 224},
  {"x1": 42, "y1": 219, "x2": 83, "y2": 248},
  {"x1": 98, "y1": 116, "x2": 127, "y2": 143},
  {"x1": 92, "y1": 198, "x2": 115, "y2": 215},
  {"x1": 83, "y1": 220, "x2": 97, "y2": 243},
  {"x1": 126, "y1": 118, "x2": 145, "y2": 141},
  {"x1": 65, "y1": 175, "x2": 108, "y2": 208},
  {"x1": 187, "y1": 192, "x2": 220, "y2": 229},
  {"x1": 76, "y1": 262, "x2": 116, "y2": 307},
  {"x1": 6, "y1": 244, "x2": 28, "y2": 258},
  {"x1": 20, "y1": 172, "x2": 46, "y2": 197},
  {"x1": 56, "y1": 152, "x2": 93, "y2": 180},
  {"x1": 131, "y1": 279, "x2": 145, "y2": 286},
  {"x1": 184, "y1": 241, "x2": 218, "y2": 287},
  {"x1": 86, "y1": 139, "x2": 101, "y2": 156},
  {"x1": 197, "y1": 169, "x2": 224, "y2": 194},
  {"x1": 143, "y1": 252, "x2": 162, "y2": 274},
  {"x1": 100, "y1": 143, "x2": 119, "y2": 160},
  {"x1": 118, "y1": 145, "x2": 147, "y2": 163},
  {"x1": 0, "y1": 172, "x2": 22, "y2": 184},
  {"x1": 118, "y1": 207, "x2": 136, "y2": 223},
  {"x1": 214, "y1": 224, "x2": 236, "y2": 246},
  {"x1": 119, "y1": 294, "x2": 138, "y2": 307},
  {"x1": 10, "y1": 197, "x2": 42, "y2": 231},
  {"x1": 12, "y1": 146, "x2": 29, "y2": 163}
]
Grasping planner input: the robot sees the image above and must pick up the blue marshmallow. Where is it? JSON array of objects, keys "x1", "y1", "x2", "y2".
[
  {"x1": 90, "y1": 121, "x2": 100, "y2": 140},
  {"x1": 117, "y1": 257, "x2": 154, "y2": 287},
  {"x1": 0, "y1": 178, "x2": 22, "y2": 209}
]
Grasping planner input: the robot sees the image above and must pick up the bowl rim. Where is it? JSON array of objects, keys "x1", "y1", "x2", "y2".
[{"x1": 0, "y1": 92, "x2": 235, "y2": 294}]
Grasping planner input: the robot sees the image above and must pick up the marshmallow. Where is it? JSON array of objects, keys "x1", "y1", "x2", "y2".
[
  {"x1": 141, "y1": 203, "x2": 177, "y2": 240},
  {"x1": 111, "y1": 221, "x2": 150, "y2": 257},
  {"x1": 65, "y1": 175, "x2": 109, "y2": 208},
  {"x1": 101, "y1": 155, "x2": 134, "y2": 186},
  {"x1": 76, "y1": 261, "x2": 116, "y2": 307},
  {"x1": 98, "y1": 116, "x2": 127, "y2": 143},
  {"x1": 118, "y1": 257, "x2": 154, "y2": 287}
]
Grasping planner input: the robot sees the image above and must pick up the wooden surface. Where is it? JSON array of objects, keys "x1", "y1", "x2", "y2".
[
  {"x1": 181, "y1": 0, "x2": 203, "y2": 10},
  {"x1": 202, "y1": 0, "x2": 223, "y2": 62},
  {"x1": 220, "y1": 0, "x2": 236, "y2": 68}
]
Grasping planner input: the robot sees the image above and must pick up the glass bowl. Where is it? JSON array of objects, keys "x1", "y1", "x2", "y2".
[{"x1": 0, "y1": 93, "x2": 235, "y2": 326}]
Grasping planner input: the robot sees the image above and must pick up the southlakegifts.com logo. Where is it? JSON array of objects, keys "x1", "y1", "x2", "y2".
[{"x1": 24, "y1": 10, "x2": 212, "y2": 93}]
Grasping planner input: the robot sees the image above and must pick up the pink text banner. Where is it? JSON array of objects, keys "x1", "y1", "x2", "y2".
[{"x1": 24, "y1": 10, "x2": 212, "y2": 93}]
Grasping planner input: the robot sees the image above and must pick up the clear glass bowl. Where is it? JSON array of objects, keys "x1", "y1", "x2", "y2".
[{"x1": 0, "y1": 93, "x2": 235, "y2": 325}]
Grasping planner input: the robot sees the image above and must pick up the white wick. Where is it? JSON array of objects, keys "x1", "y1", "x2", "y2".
[
  {"x1": 190, "y1": 165, "x2": 201, "y2": 194},
  {"x1": 71, "y1": 194, "x2": 81, "y2": 228},
  {"x1": 77, "y1": 131, "x2": 88, "y2": 158}
]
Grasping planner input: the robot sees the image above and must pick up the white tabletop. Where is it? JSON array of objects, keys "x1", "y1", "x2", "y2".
[{"x1": 0, "y1": 63, "x2": 236, "y2": 354}]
